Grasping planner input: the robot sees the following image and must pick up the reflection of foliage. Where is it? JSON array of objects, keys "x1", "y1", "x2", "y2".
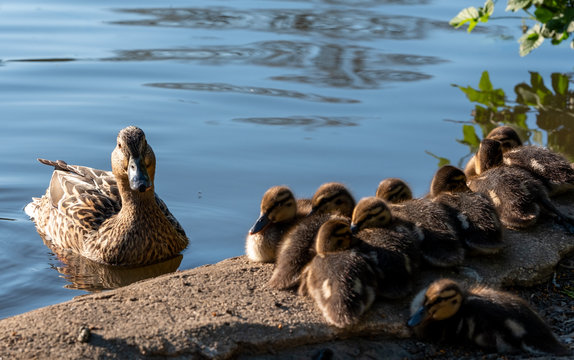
[
  {"x1": 431, "y1": 71, "x2": 574, "y2": 167},
  {"x1": 450, "y1": 0, "x2": 574, "y2": 56}
]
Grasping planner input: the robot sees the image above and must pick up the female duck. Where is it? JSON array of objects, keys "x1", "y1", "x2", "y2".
[
  {"x1": 408, "y1": 278, "x2": 570, "y2": 355},
  {"x1": 468, "y1": 139, "x2": 574, "y2": 232},
  {"x1": 429, "y1": 165, "x2": 503, "y2": 255},
  {"x1": 376, "y1": 179, "x2": 464, "y2": 268},
  {"x1": 25, "y1": 126, "x2": 189, "y2": 266},
  {"x1": 298, "y1": 218, "x2": 377, "y2": 328},
  {"x1": 245, "y1": 186, "x2": 311, "y2": 263},
  {"x1": 351, "y1": 197, "x2": 420, "y2": 299},
  {"x1": 268, "y1": 182, "x2": 355, "y2": 289}
]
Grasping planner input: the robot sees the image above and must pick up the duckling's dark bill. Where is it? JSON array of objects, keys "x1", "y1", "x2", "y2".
[
  {"x1": 249, "y1": 213, "x2": 270, "y2": 234},
  {"x1": 128, "y1": 157, "x2": 152, "y2": 192},
  {"x1": 407, "y1": 307, "x2": 425, "y2": 327}
]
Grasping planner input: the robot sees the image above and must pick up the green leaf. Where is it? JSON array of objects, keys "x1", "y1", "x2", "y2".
[
  {"x1": 425, "y1": 151, "x2": 451, "y2": 167},
  {"x1": 534, "y1": 7, "x2": 555, "y2": 23},
  {"x1": 461, "y1": 125, "x2": 481, "y2": 147},
  {"x1": 479, "y1": 0, "x2": 494, "y2": 22},
  {"x1": 478, "y1": 71, "x2": 493, "y2": 92},
  {"x1": 551, "y1": 73, "x2": 568, "y2": 96},
  {"x1": 519, "y1": 25, "x2": 545, "y2": 56},
  {"x1": 450, "y1": 7, "x2": 480, "y2": 32},
  {"x1": 506, "y1": 0, "x2": 532, "y2": 12}
]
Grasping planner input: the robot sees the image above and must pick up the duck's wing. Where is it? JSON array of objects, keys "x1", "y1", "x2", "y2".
[{"x1": 154, "y1": 195, "x2": 187, "y2": 238}]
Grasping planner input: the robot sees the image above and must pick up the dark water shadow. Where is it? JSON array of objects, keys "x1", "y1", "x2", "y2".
[
  {"x1": 233, "y1": 115, "x2": 361, "y2": 130},
  {"x1": 108, "y1": 41, "x2": 444, "y2": 90},
  {"x1": 43, "y1": 235, "x2": 183, "y2": 292},
  {"x1": 145, "y1": 82, "x2": 360, "y2": 104}
]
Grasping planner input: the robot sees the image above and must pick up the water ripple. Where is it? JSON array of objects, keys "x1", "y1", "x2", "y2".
[
  {"x1": 233, "y1": 115, "x2": 361, "y2": 129},
  {"x1": 145, "y1": 82, "x2": 360, "y2": 103}
]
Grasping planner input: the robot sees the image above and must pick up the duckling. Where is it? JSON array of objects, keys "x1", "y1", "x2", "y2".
[
  {"x1": 376, "y1": 179, "x2": 464, "y2": 268},
  {"x1": 245, "y1": 186, "x2": 311, "y2": 263},
  {"x1": 268, "y1": 182, "x2": 355, "y2": 290},
  {"x1": 351, "y1": 197, "x2": 420, "y2": 299},
  {"x1": 408, "y1": 278, "x2": 570, "y2": 355},
  {"x1": 25, "y1": 126, "x2": 189, "y2": 266},
  {"x1": 468, "y1": 139, "x2": 574, "y2": 232},
  {"x1": 464, "y1": 125, "x2": 523, "y2": 178},
  {"x1": 298, "y1": 218, "x2": 377, "y2": 328},
  {"x1": 429, "y1": 165, "x2": 503, "y2": 255}
]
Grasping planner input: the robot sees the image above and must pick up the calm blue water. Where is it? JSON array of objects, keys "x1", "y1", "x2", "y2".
[{"x1": 0, "y1": 0, "x2": 572, "y2": 318}]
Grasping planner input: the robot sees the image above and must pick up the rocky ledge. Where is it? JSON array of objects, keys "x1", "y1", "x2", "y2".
[{"x1": 1, "y1": 196, "x2": 573, "y2": 359}]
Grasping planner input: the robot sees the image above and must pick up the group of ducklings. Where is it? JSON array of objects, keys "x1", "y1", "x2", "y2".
[{"x1": 246, "y1": 126, "x2": 573, "y2": 356}]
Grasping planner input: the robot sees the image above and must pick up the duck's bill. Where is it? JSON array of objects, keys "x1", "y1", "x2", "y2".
[
  {"x1": 128, "y1": 157, "x2": 152, "y2": 192},
  {"x1": 249, "y1": 213, "x2": 270, "y2": 234},
  {"x1": 407, "y1": 306, "x2": 426, "y2": 327}
]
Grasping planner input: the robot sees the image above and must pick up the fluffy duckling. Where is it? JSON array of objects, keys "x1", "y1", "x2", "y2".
[
  {"x1": 298, "y1": 218, "x2": 377, "y2": 328},
  {"x1": 468, "y1": 139, "x2": 574, "y2": 232},
  {"x1": 350, "y1": 197, "x2": 420, "y2": 299},
  {"x1": 268, "y1": 182, "x2": 356, "y2": 289},
  {"x1": 376, "y1": 179, "x2": 464, "y2": 268},
  {"x1": 245, "y1": 186, "x2": 311, "y2": 263},
  {"x1": 429, "y1": 165, "x2": 503, "y2": 255},
  {"x1": 408, "y1": 278, "x2": 570, "y2": 355},
  {"x1": 464, "y1": 126, "x2": 523, "y2": 178},
  {"x1": 25, "y1": 126, "x2": 188, "y2": 266}
]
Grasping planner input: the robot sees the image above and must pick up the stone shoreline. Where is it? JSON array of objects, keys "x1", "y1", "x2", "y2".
[{"x1": 1, "y1": 196, "x2": 573, "y2": 359}]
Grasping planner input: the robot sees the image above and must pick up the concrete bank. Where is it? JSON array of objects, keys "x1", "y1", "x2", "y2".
[{"x1": 1, "y1": 197, "x2": 573, "y2": 359}]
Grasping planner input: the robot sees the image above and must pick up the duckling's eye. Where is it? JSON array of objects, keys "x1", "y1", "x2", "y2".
[
  {"x1": 117, "y1": 142, "x2": 122, "y2": 149},
  {"x1": 336, "y1": 239, "x2": 343, "y2": 248},
  {"x1": 451, "y1": 299, "x2": 458, "y2": 305}
]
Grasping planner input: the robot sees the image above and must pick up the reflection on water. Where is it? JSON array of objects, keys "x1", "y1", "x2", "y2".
[
  {"x1": 109, "y1": 42, "x2": 444, "y2": 89},
  {"x1": 146, "y1": 82, "x2": 360, "y2": 103},
  {"x1": 111, "y1": 7, "x2": 453, "y2": 41},
  {"x1": 233, "y1": 115, "x2": 360, "y2": 129},
  {"x1": 46, "y1": 237, "x2": 183, "y2": 291},
  {"x1": 440, "y1": 72, "x2": 574, "y2": 166}
]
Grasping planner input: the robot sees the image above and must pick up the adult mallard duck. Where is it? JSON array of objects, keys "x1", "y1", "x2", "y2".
[
  {"x1": 298, "y1": 218, "x2": 377, "y2": 328},
  {"x1": 245, "y1": 185, "x2": 311, "y2": 263},
  {"x1": 429, "y1": 165, "x2": 503, "y2": 255},
  {"x1": 376, "y1": 179, "x2": 464, "y2": 268},
  {"x1": 25, "y1": 126, "x2": 189, "y2": 266},
  {"x1": 408, "y1": 278, "x2": 570, "y2": 355},
  {"x1": 468, "y1": 138, "x2": 574, "y2": 232},
  {"x1": 268, "y1": 182, "x2": 355, "y2": 290}
]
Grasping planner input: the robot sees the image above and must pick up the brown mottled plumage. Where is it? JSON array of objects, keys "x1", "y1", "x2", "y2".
[
  {"x1": 409, "y1": 278, "x2": 570, "y2": 356},
  {"x1": 25, "y1": 126, "x2": 189, "y2": 266}
]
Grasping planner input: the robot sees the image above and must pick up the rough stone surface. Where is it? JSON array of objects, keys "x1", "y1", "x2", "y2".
[{"x1": 0, "y1": 196, "x2": 573, "y2": 359}]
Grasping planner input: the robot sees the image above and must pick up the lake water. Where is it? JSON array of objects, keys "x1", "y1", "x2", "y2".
[{"x1": 0, "y1": 0, "x2": 572, "y2": 319}]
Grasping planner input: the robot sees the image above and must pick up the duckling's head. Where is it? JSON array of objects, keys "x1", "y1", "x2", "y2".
[
  {"x1": 111, "y1": 126, "x2": 156, "y2": 193},
  {"x1": 486, "y1": 126, "x2": 522, "y2": 152},
  {"x1": 249, "y1": 186, "x2": 297, "y2": 234},
  {"x1": 408, "y1": 278, "x2": 463, "y2": 327},
  {"x1": 315, "y1": 219, "x2": 354, "y2": 255},
  {"x1": 376, "y1": 178, "x2": 413, "y2": 204},
  {"x1": 310, "y1": 182, "x2": 355, "y2": 217},
  {"x1": 430, "y1": 165, "x2": 470, "y2": 197},
  {"x1": 351, "y1": 197, "x2": 392, "y2": 234},
  {"x1": 475, "y1": 139, "x2": 503, "y2": 175}
]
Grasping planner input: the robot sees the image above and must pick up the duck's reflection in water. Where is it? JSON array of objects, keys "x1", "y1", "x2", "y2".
[{"x1": 46, "y1": 239, "x2": 183, "y2": 292}]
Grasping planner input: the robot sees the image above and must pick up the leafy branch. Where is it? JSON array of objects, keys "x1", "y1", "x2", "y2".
[{"x1": 450, "y1": 0, "x2": 574, "y2": 56}]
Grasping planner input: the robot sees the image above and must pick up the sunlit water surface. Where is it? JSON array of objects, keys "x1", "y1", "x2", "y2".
[{"x1": 0, "y1": 0, "x2": 572, "y2": 318}]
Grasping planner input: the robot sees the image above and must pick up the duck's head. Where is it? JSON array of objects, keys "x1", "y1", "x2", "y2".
[
  {"x1": 310, "y1": 182, "x2": 355, "y2": 217},
  {"x1": 486, "y1": 126, "x2": 522, "y2": 152},
  {"x1": 475, "y1": 138, "x2": 503, "y2": 175},
  {"x1": 351, "y1": 197, "x2": 392, "y2": 234},
  {"x1": 249, "y1": 186, "x2": 297, "y2": 234},
  {"x1": 376, "y1": 178, "x2": 412, "y2": 204},
  {"x1": 111, "y1": 126, "x2": 155, "y2": 193},
  {"x1": 408, "y1": 278, "x2": 463, "y2": 327},
  {"x1": 430, "y1": 165, "x2": 470, "y2": 197},
  {"x1": 315, "y1": 218, "x2": 354, "y2": 255}
]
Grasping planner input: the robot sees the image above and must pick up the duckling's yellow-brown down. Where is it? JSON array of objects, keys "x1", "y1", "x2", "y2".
[
  {"x1": 25, "y1": 126, "x2": 189, "y2": 266},
  {"x1": 408, "y1": 278, "x2": 570, "y2": 355}
]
